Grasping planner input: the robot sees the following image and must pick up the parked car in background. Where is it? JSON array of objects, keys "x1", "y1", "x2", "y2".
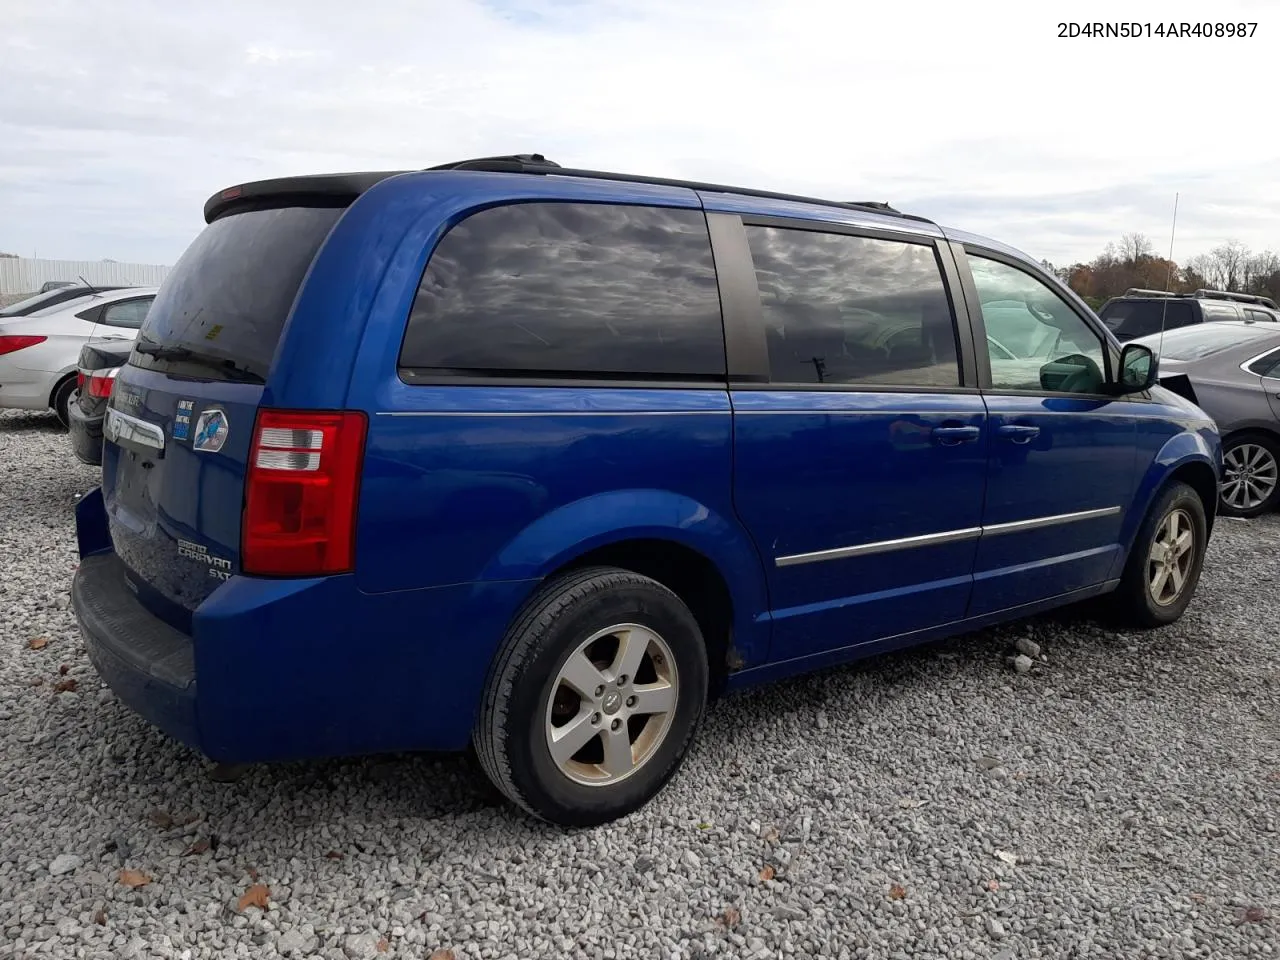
[
  {"x1": 73, "y1": 156, "x2": 1220, "y2": 827},
  {"x1": 1100, "y1": 288, "x2": 1279, "y2": 342},
  {"x1": 68, "y1": 338, "x2": 132, "y2": 465},
  {"x1": 0, "y1": 284, "x2": 126, "y2": 319},
  {"x1": 1134, "y1": 321, "x2": 1280, "y2": 517},
  {"x1": 0, "y1": 286, "x2": 157, "y2": 425}
]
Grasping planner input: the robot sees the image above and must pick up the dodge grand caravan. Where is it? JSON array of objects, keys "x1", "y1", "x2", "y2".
[{"x1": 72, "y1": 155, "x2": 1222, "y2": 826}]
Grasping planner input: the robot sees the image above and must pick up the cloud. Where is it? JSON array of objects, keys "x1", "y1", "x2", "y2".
[{"x1": 2, "y1": 0, "x2": 1277, "y2": 266}]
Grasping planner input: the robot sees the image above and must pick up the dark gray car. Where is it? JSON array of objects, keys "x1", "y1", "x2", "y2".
[{"x1": 1135, "y1": 321, "x2": 1280, "y2": 517}]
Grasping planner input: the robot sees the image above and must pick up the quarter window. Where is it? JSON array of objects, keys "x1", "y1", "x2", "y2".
[
  {"x1": 744, "y1": 226, "x2": 960, "y2": 387},
  {"x1": 969, "y1": 255, "x2": 1107, "y2": 394},
  {"x1": 100, "y1": 298, "x2": 153, "y2": 329},
  {"x1": 399, "y1": 202, "x2": 725, "y2": 379}
]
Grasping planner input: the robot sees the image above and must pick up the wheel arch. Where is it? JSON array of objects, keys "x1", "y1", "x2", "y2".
[{"x1": 477, "y1": 489, "x2": 771, "y2": 685}]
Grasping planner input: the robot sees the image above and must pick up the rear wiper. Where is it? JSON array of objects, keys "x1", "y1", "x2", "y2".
[{"x1": 133, "y1": 343, "x2": 264, "y2": 383}]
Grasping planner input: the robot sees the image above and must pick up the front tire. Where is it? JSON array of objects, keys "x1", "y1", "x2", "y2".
[
  {"x1": 1111, "y1": 481, "x2": 1207, "y2": 628},
  {"x1": 474, "y1": 567, "x2": 708, "y2": 827},
  {"x1": 1219, "y1": 432, "x2": 1280, "y2": 518}
]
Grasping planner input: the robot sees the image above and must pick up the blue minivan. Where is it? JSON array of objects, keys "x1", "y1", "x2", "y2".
[{"x1": 73, "y1": 155, "x2": 1221, "y2": 825}]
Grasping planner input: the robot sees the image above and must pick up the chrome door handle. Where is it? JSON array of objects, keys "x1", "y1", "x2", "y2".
[
  {"x1": 932, "y1": 425, "x2": 981, "y2": 445},
  {"x1": 997, "y1": 424, "x2": 1041, "y2": 444}
]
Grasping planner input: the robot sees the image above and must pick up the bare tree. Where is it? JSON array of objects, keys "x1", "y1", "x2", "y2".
[
  {"x1": 1200, "y1": 240, "x2": 1250, "y2": 291},
  {"x1": 1119, "y1": 233, "x2": 1154, "y2": 264}
]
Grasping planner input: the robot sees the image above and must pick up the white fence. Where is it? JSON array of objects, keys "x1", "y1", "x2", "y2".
[{"x1": 0, "y1": 257, "x2": 171, "y2": 295}]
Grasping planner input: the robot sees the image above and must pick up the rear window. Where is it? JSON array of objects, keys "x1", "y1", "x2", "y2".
[
  {"x1": 1100, "y1": 299, "x2": 1196, "y2": 337},
  {"x1": 398, "y1": 202, "x2": 725, "y2": 380},
  {"x1": 133, "y1": 206, "x2": 342, "y2": 381},
  {"x1": 0, "y1": 288, "x2": 88, "y2": 317},
  {"x1": 1146, "y1": 323, "x2": 1270, "y2": 361}
]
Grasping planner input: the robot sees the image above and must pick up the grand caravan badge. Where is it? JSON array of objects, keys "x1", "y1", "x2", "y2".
[{"x1": 192, "y1": 408, "x2": 229, "y2": 453}]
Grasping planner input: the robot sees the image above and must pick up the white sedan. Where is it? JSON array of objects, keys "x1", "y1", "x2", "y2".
[{"x1": 0, "y1": 286, "x2": 159, "y2": 425}]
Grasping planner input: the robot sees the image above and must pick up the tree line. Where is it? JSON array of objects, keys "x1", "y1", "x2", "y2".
[{"x1": 1043, "y1": 234, "x2": 1280, "y2": 310}]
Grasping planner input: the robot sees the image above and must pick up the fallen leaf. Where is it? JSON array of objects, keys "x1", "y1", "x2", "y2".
[
  {"x1": 888, "y1": 883, "x2": 907, "y2": 900},
  {"x1": 29, "y1": 677, "x2": 44, "y2": 687},
  {"x1": 118, "y1": 869, "x2": 151, "y2": 889},
  {"x1": 1189, "y1": 892, "x2": 1206, "y2": 904},
  {"x1": 985, "y1": 879, "x2": 1000, "y2": 892},
  {"x1": 325, "y1": 851, "x2": 344, "y2": 860},
  {"x1": 376, "y1": 938, "x2": 390, "y2": 953},
  {"x1": 147, "y1": 810, "x2": 174, "y2": 830},
  {"x1": 758, "y1": 864, "x2": 776, "y2": 882},
  {"x1": 53, "y1": 678, "x2": 78, "y2": 693},
  {"x1": 247, "y1": 867, "x2": 259, "y2": 881},
  {"x1": 697, "y1": 821, "x2": 711, "y2": 830},
  {"x1": 182, "y1": 838, "x2": 210, "y2": 857},
  {"x1": 761, "y1": 825, "x2": 780, "y2": 845},
  {"x1": 58, "y1": 663, "x2": 70, "y2": 675},
  {"x1": 29, "y1": 636, "x2": 50, "y2": 650},
  {"x1": 719, "y1": 906, "x2": 741, "y2": 928},
  {"x1": 428, "y1": 951, "x2": 456, "y2": 960},
  {"x1": 237, "y1": 884, "x2": 269, "y2": 912},
  {"x1": 93, "y1": 909, "x2": 107, "y2": 926},
  {"x1": 994, "y1": 850, "x2": 1018, "y2": 866},
  {"x1": 1237, "y1": 906, "x2": 1268, "y2": 924}
]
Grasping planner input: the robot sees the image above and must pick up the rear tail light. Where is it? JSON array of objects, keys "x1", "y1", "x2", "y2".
[
  {"x1": 242, "y1": 409, "x2": 368, "y2": 577},
  {"x1": 0, "y1": 335, "x2": 47, "y2": 356},
  {"x1": 82, "y1": 367, "x2": 119, "y2": 399}
]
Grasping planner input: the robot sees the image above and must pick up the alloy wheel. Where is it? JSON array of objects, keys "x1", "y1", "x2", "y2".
[
  {"x1": 1147, "y1": 507, "x2": 1195, "y2": 607},
  {"x1": 544, "y1": 623, "x2": 678, "y2": 787},
  {"x1": 1221, "y1": 443, "x2": 1278, "y2": 511}
]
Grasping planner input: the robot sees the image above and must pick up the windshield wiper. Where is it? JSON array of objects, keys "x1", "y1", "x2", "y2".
[{"x1": 133, "y1": 342, "x2": 264, "y2": 383}]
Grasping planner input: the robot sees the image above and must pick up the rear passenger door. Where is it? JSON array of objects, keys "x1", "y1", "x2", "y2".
[{"x1": 711, "y1": 212, "x2": 989, "y2": 662}]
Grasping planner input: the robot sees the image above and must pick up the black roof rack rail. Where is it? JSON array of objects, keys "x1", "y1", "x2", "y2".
[
  {"x1": 423, "y1": 154, "x2": 933, "y2": 224},
  {"x1": 1193, "y1": 288, "x2": 1278, "y2": 309}
]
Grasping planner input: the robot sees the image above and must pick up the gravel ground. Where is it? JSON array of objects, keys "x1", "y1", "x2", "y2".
[{"x1": 1, "y1": 407, "x2": 1277, "y2": 960}]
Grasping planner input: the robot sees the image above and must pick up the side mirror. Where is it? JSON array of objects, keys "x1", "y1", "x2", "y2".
[{"x1": 1115, "y1": 343, "x2": 1158, "y2": 394}]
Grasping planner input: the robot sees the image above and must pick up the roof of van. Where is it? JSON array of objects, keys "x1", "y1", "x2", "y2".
[{"x1": 201, "y1": 153, "x2": 1042, "y2": 275}]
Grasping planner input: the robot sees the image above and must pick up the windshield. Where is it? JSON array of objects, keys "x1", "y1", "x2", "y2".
[
  {"x1": 0, "y1": 288, "x2": 88, "y2": 317},
  {"x1": 1135, "y1": 323, "x2": 1273, "y2": 361}
]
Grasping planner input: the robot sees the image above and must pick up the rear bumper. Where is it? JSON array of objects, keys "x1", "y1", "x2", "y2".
[
  {"x1": 68, "y1": 400, "x2": 104, "y2": 465},
  {"x1": 72, "y1": 487, "x2": 540, "y2": 763},
  {"x1": 72, "y1": 552, "x2": 200, "y2": 750}
]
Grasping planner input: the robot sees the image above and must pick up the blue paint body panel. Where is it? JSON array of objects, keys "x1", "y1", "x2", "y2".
[{"x1": 71, "y1": 166, "x2": 1224, "y2": 765}]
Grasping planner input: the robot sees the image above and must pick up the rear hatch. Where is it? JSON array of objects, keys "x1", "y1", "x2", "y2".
[{"x1": 102, "y1": 205, "x2": 344, "y2": 627}]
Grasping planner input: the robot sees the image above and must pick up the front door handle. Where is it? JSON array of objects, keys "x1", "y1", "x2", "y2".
[
  {"x1": 932, "y1": 425, "x2": 981, "y2": 445},
  {"x1": 997, "y1": 423, "x2": 1041, "y2": 444}
]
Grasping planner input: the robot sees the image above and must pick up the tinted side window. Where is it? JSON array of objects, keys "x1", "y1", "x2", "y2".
[
  {"x1": 744, "y1": 226, "x2": 960, "y2": 387},
  {"x1": 100, "y1": 298, "x2": 153, "y2": 329},
  {"x1": 1246, "y1": 308, "x2": 1276, "y2": 323},
  {"x1": 969, "y1": 255, "x2": 1107, "y2": 394},
  {"x1": 1247, "y1": 348, "x2": 1280, "y2": 377},
  {"x1": 399, "y1": 203, "x2": 724, "y2": 378}
]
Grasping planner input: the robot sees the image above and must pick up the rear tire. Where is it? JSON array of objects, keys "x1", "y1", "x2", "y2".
[
  {"x1": 1218, "y1": 432, "x2": 1280, "y2": 518},
  {"x1": 474, "y1": 566, "x2": 708, "y2": 827},
  {"x1": 51, "y1": 376, "x2": 76, "y2": 430},
  {"x1": 1111, "y1": 481, "x2": 1207, "y2": 628}
]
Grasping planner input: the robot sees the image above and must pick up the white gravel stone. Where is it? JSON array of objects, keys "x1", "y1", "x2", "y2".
[
  {"x1": 3, "y1": 406, "x2": 1279, "y2": 960},
  {"x1": 48, "y1": 854, "x2": 82, "y2": 876},
  {"x1": 1015, "y1": 637, "x2": 1042, "y2": 658},
  {"x1": 1013, "y1": 653, "x2": 1034, "y2": 673}
]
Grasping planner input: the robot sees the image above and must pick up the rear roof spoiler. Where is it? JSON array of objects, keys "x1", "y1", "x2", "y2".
[{"x1": 203, "y1": 171, "x2": 408, "y2": 223}]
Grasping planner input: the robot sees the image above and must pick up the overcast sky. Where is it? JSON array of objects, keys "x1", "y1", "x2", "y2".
[{"x1": 2, "y1": 0, "x2": 1277, "y2": 268}]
